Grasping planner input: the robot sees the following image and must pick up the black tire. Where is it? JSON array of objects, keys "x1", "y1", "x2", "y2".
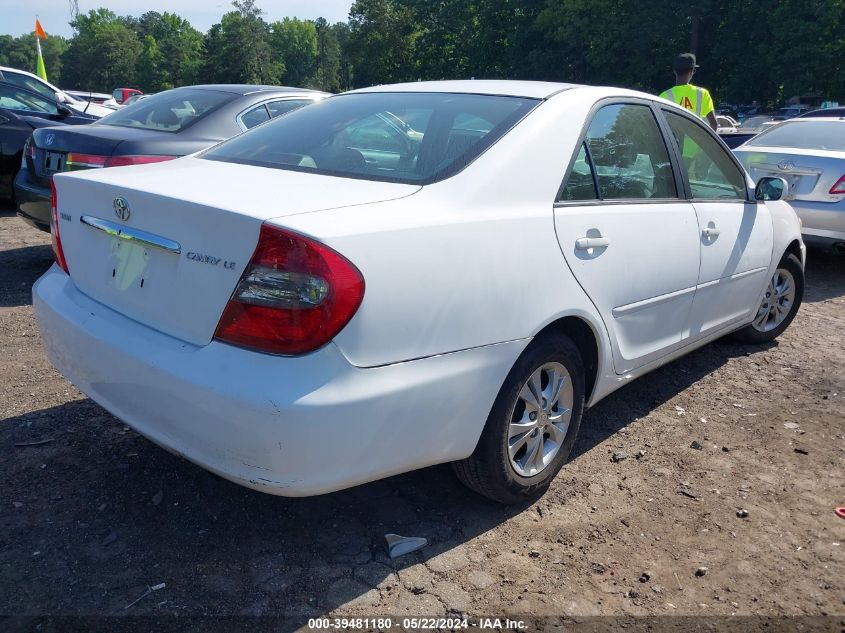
[
  {"x1": 453, "y1": 332, "x2": 585, "y2": 504},
  {"x1": 733, "y1": 253, "x2": 804, "y2": 344}
]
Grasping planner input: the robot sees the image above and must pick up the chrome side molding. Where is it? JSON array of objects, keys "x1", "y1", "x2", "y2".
[{"x1": 80, "y1": 215, "x2": 181, "y2": 254}]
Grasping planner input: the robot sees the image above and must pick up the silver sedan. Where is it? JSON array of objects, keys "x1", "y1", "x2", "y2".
[{"x1": 735, "y1": 117, "x2": 845, "y2": 251}]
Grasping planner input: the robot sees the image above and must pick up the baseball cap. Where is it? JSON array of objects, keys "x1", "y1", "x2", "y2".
[{"x1": 673, "y1": 53, "x2": 699, "y2": 72}]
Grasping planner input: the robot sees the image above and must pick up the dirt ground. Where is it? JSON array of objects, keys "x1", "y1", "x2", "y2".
[{"x1": 0, "y1": 202, "x2": 843, "y2": 631}]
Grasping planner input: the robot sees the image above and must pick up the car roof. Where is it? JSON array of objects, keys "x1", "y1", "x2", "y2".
[
  {"x1": 186, "y1": 84, "x2": 324, "y2": 96},
  {"x1": 0, "y1": 65, "x2": 58, "y2": 86},
  {"x1": 799, "y1": 108, "x2": 845, "y2": 118},
  {"x1": 348, "y1": 80, "x2": 578, "y2": 99},
  {"x1": 778, "y1": 116, "x2": 845, "y2": 123}
]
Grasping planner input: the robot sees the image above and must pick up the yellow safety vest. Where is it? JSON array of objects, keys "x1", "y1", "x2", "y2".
[{"x1": 659, "y1": 84, "x2": 714, "y2": 119}]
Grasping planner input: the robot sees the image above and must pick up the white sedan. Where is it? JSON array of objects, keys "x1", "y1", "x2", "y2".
[{"x1": 35, "y1": 81, "x2": 805, "y2": 504}]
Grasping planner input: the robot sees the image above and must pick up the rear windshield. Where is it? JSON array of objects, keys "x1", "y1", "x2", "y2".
[
  {"x1": 746, "y1": 120, "x2": 845, "y2": 151},
  {"x1": 96, "y1": 88, "x2": 235, "y2": 133},
  {"x1": 201, "y1": 92, "x2": 540, "y2": 184}
]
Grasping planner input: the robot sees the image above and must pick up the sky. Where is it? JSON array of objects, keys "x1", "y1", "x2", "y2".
[{"x1": 0, "y1": 0, "x2": 354, "y2": 38}]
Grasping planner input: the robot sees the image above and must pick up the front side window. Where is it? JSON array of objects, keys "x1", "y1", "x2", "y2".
[
  {"x1": 566, "y1": 103, "x2": 677, "y2": 200},
  {"x1": 664, "y1": 111, "x2": 747, "y2": 199},
  {"x1": 202, "y1": 92, "x2": 539, "y2": 185}
]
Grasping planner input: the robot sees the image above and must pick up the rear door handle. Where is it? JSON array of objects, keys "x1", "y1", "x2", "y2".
[
  {"x1": 702, "y1": 227, "x2": 720, "y2": 238},
  {"x1": 575, "y1": 236, "x2": 611, "y2": 250}
]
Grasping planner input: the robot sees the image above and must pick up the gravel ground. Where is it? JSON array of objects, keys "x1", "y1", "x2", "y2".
[{"x1": 0, "y1": 203, "x2": 843, "y2": 630}]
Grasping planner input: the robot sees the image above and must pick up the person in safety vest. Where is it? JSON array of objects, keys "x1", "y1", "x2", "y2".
[{"x1": 659, "y1": 53, "x2": 718, "y2": 131}]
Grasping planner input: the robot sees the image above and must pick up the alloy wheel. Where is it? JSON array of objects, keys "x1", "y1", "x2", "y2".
[
  {"x1": 508, "y1": 362, "x2": 574, "y2": 477},
  {"x1": 752, "y1": 267, "x2": 796, "y2": 332}
]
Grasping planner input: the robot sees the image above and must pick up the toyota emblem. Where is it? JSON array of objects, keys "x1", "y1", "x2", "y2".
[
  {"x1": 113, "y1": 197, "x2": 130, "y2": 221},
  {"x1": 778, "y1": 160, "x2": 795, "y2": 171},
  {"x1": 44, "y1": 133, "x2": 55, "y2": 146}
]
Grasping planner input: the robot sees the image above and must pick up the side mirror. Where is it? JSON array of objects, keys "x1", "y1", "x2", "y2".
[
  {"x1": 56, "y1": 104, "x2": 72, "y2": 117},
  {"x1": 755, "y1": 176, "x2": 787, "y2": 201}
]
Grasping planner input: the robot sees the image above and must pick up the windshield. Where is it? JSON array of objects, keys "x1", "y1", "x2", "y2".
[
  {"x1": 201, "y1": 92, "x2": 539, "y2": 184},
  {"x1": 0, "y1": 69, "x2": 61, "y2": 101},
  {"x1": 746, "y1": 120, "x2": 845, "y2": 151},
  {"x1": 0, "y1": 83, "x2": 58, "y2": 114},
  {"x1": 738, "y1": 116, "x2": 773, "y2": 130},
  {"x1": 96, "y1": 87, "x2": 235, "y2": 133}
]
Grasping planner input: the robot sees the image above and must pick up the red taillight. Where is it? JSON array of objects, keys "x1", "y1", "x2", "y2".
[
  {"x1": 830, "y1": 175, "x2": 845, "y2": 194},
  {"x1": 65, "y1": 153, "x2": 107, "y2": 169},
  {"x1": 104, "y1": 155, "x2": 178, "y2": 167},
  {"x1": 214, "y1": 224, "x2": 365, "y2": 355},
  {"x1": 49, "y1": 178, "x2": 69, "y2": 274},
  {"x1": 27, "y1": 140, "x2": 35, "y2": 159}
]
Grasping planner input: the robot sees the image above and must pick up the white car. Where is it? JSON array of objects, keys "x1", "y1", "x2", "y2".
[
  {"x1": 34, "y1": 81, "x2": 805, "y2": 504},
  {"x1": 716, "y1": 114, "x2": 739, "y2": 133},
  {"x1": 0, "y1": 66, "x2": 114, "y2": 118}
]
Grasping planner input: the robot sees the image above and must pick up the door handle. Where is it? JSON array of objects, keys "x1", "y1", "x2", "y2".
[
  {"x1": 575, "y1": 236, "x2": 610, "y2": 250},
  {"x1": 702, "y1": 227, "x2": 720, "y2": 238}
]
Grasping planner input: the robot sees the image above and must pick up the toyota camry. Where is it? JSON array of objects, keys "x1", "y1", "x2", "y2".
[{"x1": 34, "y1": 81, "x2": 804, "y2": 504}]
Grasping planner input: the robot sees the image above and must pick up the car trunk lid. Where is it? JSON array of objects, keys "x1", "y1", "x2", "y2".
[
  {"x1": 53, "y1": 156, "x2": 420, "y2": 346},
  {"x1": 737, "y1": 146, "x2": 845, "y2": 203},
  {"x1": 28, "y1": 125, "x2": 177, "y2": 187}
]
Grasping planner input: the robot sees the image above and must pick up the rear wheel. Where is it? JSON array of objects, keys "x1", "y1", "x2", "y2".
[
  {"x1": 734, "y1": 253, "x2": 804, "y2": 343},
  {"x1": 453, "y1": 332, "x2": 585, "y2": 504}
]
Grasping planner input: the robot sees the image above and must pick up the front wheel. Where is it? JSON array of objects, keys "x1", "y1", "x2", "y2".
[
  {"x1": 452, "y1": 332, "x2": 585, "y2": 504},
  {"x1": 734, "y1": 253, "x2": 804, "y2": 344}
]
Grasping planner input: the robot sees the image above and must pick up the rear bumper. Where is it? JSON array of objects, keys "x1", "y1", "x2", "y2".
[
  {"x1": 14, "y1": 168, "x2": 51, "y2": 232},
  {"x1": 33, "y1": 267, "x2": 526, "y2": 496},
  {"x1": 790, "y1": 198, "x2": 845, "y2": 247}
]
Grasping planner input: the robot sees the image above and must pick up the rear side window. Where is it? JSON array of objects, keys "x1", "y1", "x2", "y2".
[
  {"x1": 97, "y1": 88, "x2": 236, "y2": 133},
  {"x1": 746, "y1": 120, "x2": 845, "y2": 151},
  {"x1": 565, "y1": 103, "x2": 677, "y2": 200},
  {"x1": 202, "y1": 92, "x2": 539, "y2": 185},
  {"x1": 559, "y1": 144, "x2": 598, "y2": 201},
  {"x1": 240, "y1": 104, "x2": 270, "y2": 129},
  {"x1": 664, "y1": 111, "x2": 747, "y2": 199},
  {"x1": 267, "y1": 99, "x2": 313, "y2": 118}
]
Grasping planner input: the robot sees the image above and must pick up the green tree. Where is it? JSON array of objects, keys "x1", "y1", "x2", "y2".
[
  {"x1": 314, "y1": 18, "x2": 344, "y2": 91},
  {"x1": 136, "y1": 35, "x2": 168, "y2": 92},
  {"x1": 347, "y1": 0, "x2": 419, "y2": 87},
  {"x1": 62, "y1": 9, "x2": 142, "y2": 91},
  {"x1": 270, "y1": 17, "x2": 318, "y2": 87},
  {"x1": 0, "y1": 33, "x2": 68, "y2": 83},
  {"x1": 332, "y1": 22, "x2": 354, "y2": 90},
  {"x1": 132, "y1": 12, "x2": 204, "y2": 89},
  {"x1": 201, "y1": 0, "x2": 283, "y2": 84}
]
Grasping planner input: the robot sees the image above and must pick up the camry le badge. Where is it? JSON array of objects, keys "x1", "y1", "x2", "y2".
[
  {"x1": 113, "y1": 197, "x2": 130, "y2": 222},
  {"x1": 778, "y1": 160, "x2": 795, "y2": 171},
  {"x1": 44, "y1": 133, "x2": 55, "y2": 146}
]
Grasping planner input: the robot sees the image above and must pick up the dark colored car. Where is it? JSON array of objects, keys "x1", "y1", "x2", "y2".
[
  {"x1": 0, "y1": 108, "x2": 72, "y2": 200},
  {"x1": 0, "y1": 83, "x2": 97, "y2": 201},
  {"x1": 15, "y1": 84, "x2": 326, "y2": 231},
  {"x1": 0, "y1": 81, "x2": 98, "y2": 126}
]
